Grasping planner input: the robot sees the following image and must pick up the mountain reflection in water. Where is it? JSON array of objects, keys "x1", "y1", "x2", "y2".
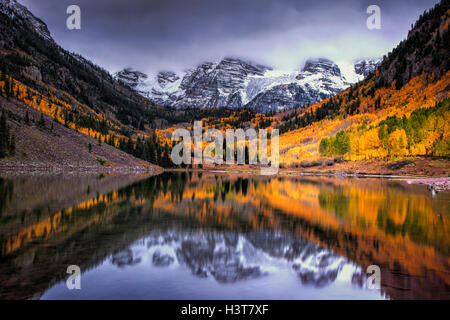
[{"x1": 0, "y1": 172, "x2": 448, "y2": 299}]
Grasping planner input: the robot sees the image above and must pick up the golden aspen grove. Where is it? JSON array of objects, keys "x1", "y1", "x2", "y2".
[{"x1": 0, "y1": 0, "x2": 449, "y2": 304}]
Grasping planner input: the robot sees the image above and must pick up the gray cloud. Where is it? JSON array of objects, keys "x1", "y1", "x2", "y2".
[{"x1": 20, "y1": 0, "x2": 439, "y2": 74}]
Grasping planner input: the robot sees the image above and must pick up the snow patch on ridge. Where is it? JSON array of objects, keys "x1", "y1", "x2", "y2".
[{"x1": 114, "y1": 57, "x2": 381, "y2": 112}]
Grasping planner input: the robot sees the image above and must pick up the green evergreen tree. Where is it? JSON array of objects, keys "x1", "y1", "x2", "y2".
[
  {"x1": 9, "y1": 78, "x2": 13, "y2": 98},
  {"x1": 164, "y1": 144, "x2": 173, "y2": 167},
  {"x1": 4, "y1": 76, "x2": 10, "y2": 100},
  {"x1": 24, "y1": 111, "x2": 30, "y2": 125},
  {"x1": 125, "y1": 137, "x2": 134, "y2": 154},
  {"x1": 0, "y1": 110, "x2": 9, "y2": 158},
  {"x1": 38, "y1": 113, "x2": 45, "y2": 128},
  {"x1": 8, "y1": 133, "x2": 15, "y2": 156},
  {"x1": 146, "y1": 138, "x2": 156, "y2": 164}
]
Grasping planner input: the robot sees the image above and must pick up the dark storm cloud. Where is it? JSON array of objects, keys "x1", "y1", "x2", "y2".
[{"x1": 20, "y1": 0, "x2": 439, "y2": 74}]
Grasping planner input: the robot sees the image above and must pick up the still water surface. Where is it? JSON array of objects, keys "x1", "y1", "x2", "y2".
[{"x1": 0, "y1": 172, "x2": 448, "y2": 299}]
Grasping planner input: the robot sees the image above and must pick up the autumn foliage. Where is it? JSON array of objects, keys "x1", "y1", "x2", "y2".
[{"x1": 279, "y1": 72, "x2": 450, "y2": 167}]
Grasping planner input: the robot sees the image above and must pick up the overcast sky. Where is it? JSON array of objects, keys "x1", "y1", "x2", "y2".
[{"x1": 20, "y1": 0, "x2": 439, "y2": 75}]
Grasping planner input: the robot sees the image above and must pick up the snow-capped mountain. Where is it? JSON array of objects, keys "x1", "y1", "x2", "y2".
[
  {"x1": 245, "y1": 58, "x2": 358, "y2": 112},
  {"x1": 0, "y1": 0, "x2": 52, "y2": 41},
  {"x1": 115, "y1": 57, "x2": 381, "y2": 112},
  {"x1": 1, "y1": 0, "x2": 380, "y2": 114},
  {"x1": 110, "y1": 229, "x2": 366, "y2": 286},
  {"x1": 115, "y1": 68, "x2": 150, "y2": 92},
  {"x1": 354, "y1": 58, "x2": 382, "y2": 78}
]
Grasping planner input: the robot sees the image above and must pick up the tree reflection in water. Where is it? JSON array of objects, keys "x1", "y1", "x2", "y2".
[{"x1": 0, "y1": 172, "x2": 448, "y2": 299}]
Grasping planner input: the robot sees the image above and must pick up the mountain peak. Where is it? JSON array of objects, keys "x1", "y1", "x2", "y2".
[
  {"x1": 114, "y1": 68, "x2": 149, "y2": 91},
  {"x1": 375, "y1": 1, "x2": 449, "y2": 89},
  {"x1": 354, "y1": 58, "x2": 382, "y2": 78},
  {"x1": 0, "y1": 0, "x2": 52, "y2": 41},
  {"x1": 216, "y1": 57, "x2": 271, "y2": 76},
  {"x1": 157, "y1": 71, "x2": 180, "y2": 88},
  {"x1": 134, "y1": 56, "x2": 379, "y2": 112},
  {"x1": 302, "y1": 58, "x2": 341, "y2": 77},
  {"x1": 115, "y1": 68, "x2": 147, "y2": 83}
]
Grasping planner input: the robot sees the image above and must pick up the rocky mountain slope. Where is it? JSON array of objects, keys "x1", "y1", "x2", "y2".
[
  {"x1": 0, "y1": 0, "x2": 167, "y2": 170},
  {"x1": 0, "y1": 0, "x2": 52, "y2": 42},
  {"x1": 375, "y1": 1, "x2": 450, "y2": 89},
  {"x1": 277, "y1": 0, "x2": 450, "y2": 168},
  {"x1": 0, "y1": 96, "x2": 156, "y2": 171},
  {"x1": 0, "y1": 0, "x2": 177, "y2": 131},
  {"x1": 112, "y1": 229, "x2": 362, "y2": 286},
  {"x1": 115, "y1": 57, "x2": 381, "y2": 112}
]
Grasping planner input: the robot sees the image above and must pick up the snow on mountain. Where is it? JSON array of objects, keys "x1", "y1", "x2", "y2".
[
  {"x1": 0, "y1": 0, "x2": 52, "y2": 41},
  {"x1": 245, "y1": 58, "x2": 354, "y2": 112},
  {"x1": 110, "y1": 229, "x2": 366, "y2": 286},
  {"x1": 2, "y1": 0, "x2": 381, "y2": 114},
  {"x1": 114, "y1": 67, "x2": 152, "y2": 99},
  {"x1": 354, "y1": 58, "x2": 383, "y2": 78},
  {"x1": 116, "y1": 57, "x2": 380, "y2": 113}
]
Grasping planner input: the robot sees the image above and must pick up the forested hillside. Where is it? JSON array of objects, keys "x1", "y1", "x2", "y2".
[
  {"x1": 0, "y1": 0, "x2": 176, "y2": 168},
  {"x1": 0, "y1": 0, "x2": 449, "y2": 174},
  {"x1": 278, "y1": 1, "x2": 450, "y2": 172}
]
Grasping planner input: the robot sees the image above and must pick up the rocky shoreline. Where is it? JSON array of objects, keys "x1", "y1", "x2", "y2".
[
  {"x1": 0, "y1": 164, "x2": 162, "y2": 174},
  {"x1": 1, "y1": 165, "x2": 449, "y2": 191},
  {"x1": 397, "y1": 177, "x2": 450, "y2": 192}
]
